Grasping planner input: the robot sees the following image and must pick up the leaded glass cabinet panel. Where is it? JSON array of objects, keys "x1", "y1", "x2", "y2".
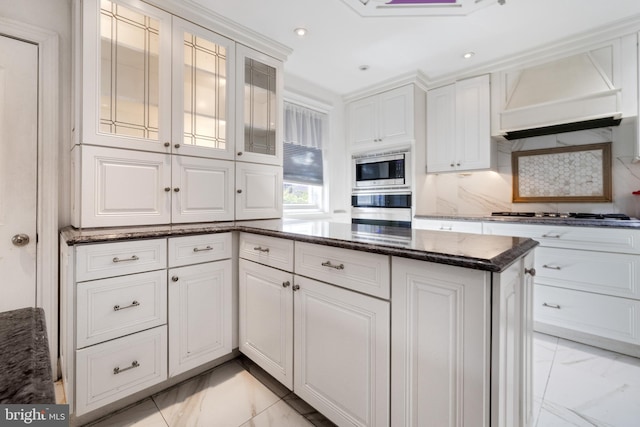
[
  {"x1": 235, "y1": 45, "x2": 283, "y2": 166},
  {"x1": 81, "y1": 0, "x2": 172, "y2": 152},
  {"x1": 171, "y1": 17, "x2": 235, "y2": 160}
]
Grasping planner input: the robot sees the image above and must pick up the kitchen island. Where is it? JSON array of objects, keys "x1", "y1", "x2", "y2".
[{"x1": 60, "y1": 220, "x2": 537, "y2": 426}]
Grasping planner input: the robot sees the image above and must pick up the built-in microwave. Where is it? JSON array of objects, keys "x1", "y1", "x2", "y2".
[{"x1": 352, "y1": 149, "x2": 411, "y2": 192}]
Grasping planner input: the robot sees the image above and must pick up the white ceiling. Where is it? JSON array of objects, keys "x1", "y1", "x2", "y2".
[{"x1": 193, "y1": 0, "x2": 640, "y2": 95}]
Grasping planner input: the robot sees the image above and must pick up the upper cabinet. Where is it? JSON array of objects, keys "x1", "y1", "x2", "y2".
[
  {"x1": 235, "y1": 45, "x2": 283, "y2": 166},
  {"x1": 74, "y1": 0, "x2": 286, "y2": 227},
  {"x1": 347, "y1": 84, "x2": 418, "y2": 149},
  {"x1": 80, "y1": 0, "x2": 235, "y2": 160},
  {"x1": 426, "y1": 74, "x2": 494, "y2": 173}
]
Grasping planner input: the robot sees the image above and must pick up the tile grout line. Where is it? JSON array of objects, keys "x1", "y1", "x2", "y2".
[
  {"x1": 535, "y1": 336, "x2": 559, "y2": 427},
  {"x1": 150, "y1": 395, "x2": 171, "y2": 427}
]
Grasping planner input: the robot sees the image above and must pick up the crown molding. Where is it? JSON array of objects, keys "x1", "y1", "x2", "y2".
[
  {"x1": 143, "y1": 0, "x2": 292, "y2": 61},
  {"x1": 343, "y1": 69, "x2": 429, "y2": 102}
]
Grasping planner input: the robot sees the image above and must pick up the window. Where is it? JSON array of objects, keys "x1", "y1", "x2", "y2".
[{"x1": 283, "y1": 102, "x2": 327, "y2": 211}]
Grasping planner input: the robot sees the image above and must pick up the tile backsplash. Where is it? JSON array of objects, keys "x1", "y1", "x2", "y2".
[{"x1": 418, "y1": 120, "x2": 640, "y2": 217}]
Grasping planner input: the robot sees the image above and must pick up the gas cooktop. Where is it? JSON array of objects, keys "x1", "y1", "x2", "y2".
[{"x1": 491, "y1": 212, "x2": 631, "y2": 220}]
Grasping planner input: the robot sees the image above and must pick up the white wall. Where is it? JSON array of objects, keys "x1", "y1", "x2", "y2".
[
  {"x1": 284, "y1": 74, "x2": 350, "y2": 222},
  {"x1": 416, "y1": 120, "x2": 640, "y2": 217},
  {"x1": 0, "y1": 0, "x2": 73, "y2": 226}
]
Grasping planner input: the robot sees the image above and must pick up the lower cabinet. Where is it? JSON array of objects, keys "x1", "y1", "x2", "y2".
[
  {"x1": 238, "y1": 235, "x2": 390, "y2": 427},
  {"x1": 293, "y1": 275, "x2": 389, "y2": 427},
  {"x1": 168, "y1": 259, "x2": 233, "y2": 377}
]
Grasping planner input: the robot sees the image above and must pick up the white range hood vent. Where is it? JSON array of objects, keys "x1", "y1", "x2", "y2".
[{"x1": 500, "y1": 52, "x2": 622, "y2": 140}]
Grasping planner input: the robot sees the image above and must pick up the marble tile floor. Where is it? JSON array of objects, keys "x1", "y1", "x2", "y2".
[
  {"x1": 80, "y1": 356, "x2": 336, "y2": 427},
  {"x1": 532, "y1": 332, "x2": 640, "y2": 426},
  {"x1": 78, "y1": 332, "x2": 640, "y2": 427}
]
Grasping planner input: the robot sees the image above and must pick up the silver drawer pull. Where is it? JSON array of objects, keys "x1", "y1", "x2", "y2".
[
  {"x1": 113, "y1": 300, "x2": 140, "y2": 311},
  {"x1": 541, "y1": 233, "x2": 561, "y2": 238},
  {"x1": 113, "y1": 360, "x2": 140, "y2": 375},
  {"x1": 321, "y1": 261, "x2": 344, "y2": 270},
  {"x1": 439, "y1": 226, "x2": 453, "y2": 231},
  {"x1": 543, "y1": 264, "x2": 562, "y2": 270},
  {"x1": 542, "y1": 303, "x2": 561, "y2": 309},
  {"x1": 113, "y1": 255, "x2": 139, "y2": 263},
  {"x1": 253, "y1": 246, "x2": 270, "y2": 253},
  {"x1": 193, "y1": 246, "x2": 213, "y2": 252}
]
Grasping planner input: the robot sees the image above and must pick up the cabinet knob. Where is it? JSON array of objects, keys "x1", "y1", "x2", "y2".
[
  {"x1": 164, "y1": 187, "x2": 171, "y2": 192},
  {"x1": 456, "y1": 162, "x2": 461, "y2": 166},
  {"x1": 237, "y1": 152, "x2": 243, "y2": 156},
  {"x1": 174, "y1": 188, "x2": 180, "y2": 192},
  {"x1": 237, "y1": 189, "x2": 242, "y2": 194},
  {"x1": 525, "y1": 267, "x2": 536, "y2": 276},
  {"x1": 164, "y1": 142, "x2": 170, "y2": 147},
  {"x1": 174, "y1": 143, "x2": 180, "y2": 149},
  {"x1": 282, "y1": 281, "x2": 291, "y2": 288},
  {"x1": 450, "y1": 163, "x2": 455, "y2": 167},
  {"x1": 171, "y1": 276, "x2": 179, "y2": 282},
  {"x1": 292, "y1": 284, "x2": 300, "y2": 291}
]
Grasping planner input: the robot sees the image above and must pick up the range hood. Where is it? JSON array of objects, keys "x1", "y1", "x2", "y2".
[{"x1": 499, "y1": 52, "x2": 622, "y2": 140}]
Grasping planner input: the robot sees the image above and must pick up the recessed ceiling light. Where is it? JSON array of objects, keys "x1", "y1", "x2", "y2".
[
  {"x1": 294, "y1": 27, "x2": 307, "y2": 37},
  {"x1": 359, "y1": 65, "x2": 370, "y2": 71},
  {"x1": 463, "y1": 51, "x2": 475, "y2": 59}
]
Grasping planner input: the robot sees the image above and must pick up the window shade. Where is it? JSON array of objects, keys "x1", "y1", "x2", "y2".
[{"x1": 283, "y1": 102, "x2": 327, "y2": 185}]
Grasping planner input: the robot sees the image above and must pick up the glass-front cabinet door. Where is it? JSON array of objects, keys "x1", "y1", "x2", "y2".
[
  {"x1": 81, "y1": 0, "x2": 172, "y2": 152},
  {"x1": 235, "y1": 45, "x2": 283, "y2": 166},
  {"x1": 172, "y1": 18, "x2": 235, "y2": 160},
  {"x1": 81, "y1": 0, "x2": 235, "y2": 159}
]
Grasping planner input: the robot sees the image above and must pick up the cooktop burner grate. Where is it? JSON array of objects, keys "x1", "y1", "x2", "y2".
[{"x1": 491, "y1": 212, "x2": 631, "y2": 220}]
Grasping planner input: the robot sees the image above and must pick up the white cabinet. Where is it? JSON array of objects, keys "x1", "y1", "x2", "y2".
[
  {"x1": 294, "y1": 275, "x2": 389, "y2": 427},
  {"x1": 235, "y1": 162, "x2": 283, "y2": 220},
  {"x1": 391, "y1": 257, "x2": 491, "y2": 427},
  {"x1": 80, "y1": 0, "x2": 235, "y2": 159},
  {"x1": 73, "y1": 145, "x2": 234, "y2": 227},
  {"x1": 238, "y1": 259, "x2": 293, "y2": 389},
  {"x1": 412, "y1": 217, "x2": 483, "y2": 234},
  {"x1": 347, "y1": 85, "x2": 417, "y2": 148},
  {"x1": 484, "y1": 221, "x2": 640, "y2": 357},
  {"x1": 426, "y1": 75, "x2": 494, "y2": 173},
  {"x1": 168, "y1": 234, "x2": 233, "y2": 377},
  {"x1": 238, "y1": 235, "x2": 390, "y2": 427},
  {"x1": 235, "y1": 45, "x2": 284, "y2": 166},
  {"x1": 171, "y1": 156, "x2": 234, "y2": 223},
  {"x1": 75, "y1": 0, "x2": 283, "y2": 227}
]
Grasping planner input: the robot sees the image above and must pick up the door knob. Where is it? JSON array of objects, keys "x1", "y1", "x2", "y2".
[{"x1": 12, "y1": 234, "x2": 30, "y2": 247}]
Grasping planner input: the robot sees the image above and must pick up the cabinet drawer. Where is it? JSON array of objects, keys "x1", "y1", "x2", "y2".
[
  {"x1": 168, "y1": 233, "x2": 232, "y2": 267},
  {"x1": 483, "y1": 222, "x2": 640, "y2": 254},
  {"x1": 76, "y1": 271, "x2": 167, "y2": 348},
  {"x1": 535, "y1": 285, "x2": 640, "y2": 345},
  {"x1": 239, "y1": 233, "x2": 294, "y2": 271},
  {"x1": 535, "y1": 247, "x2": 640, "y2": 299},
  {"x1": 413, "y1": 218, "x2": 483, "y2": 234},
  {"x1": 75, "y1": 326, "x2": 168, "y2": 416},
  {"x1": 76, "y1": 239, "x2": 167, "y2": 282},
  {"x1": 295, "y1": 242, "x2": 390, "y2": 299}
]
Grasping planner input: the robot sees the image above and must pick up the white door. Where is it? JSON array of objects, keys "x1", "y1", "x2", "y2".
[
  {"x1": 0, "y1": 35, "x2": 38, "y2": 311},
  {"x1": 235, "y1": 162, "x2": 283, "y2": 220}
]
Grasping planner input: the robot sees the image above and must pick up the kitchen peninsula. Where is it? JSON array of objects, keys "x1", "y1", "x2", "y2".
[{"x1": 60, "y1": 220, "x2": 537, "y2": 427}]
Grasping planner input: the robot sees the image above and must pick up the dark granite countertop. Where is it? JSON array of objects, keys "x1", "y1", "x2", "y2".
[
  {"x1": 61, "y1": 219, "x2": 538, "y2": 273},
  {"x1": 0, "y1": 308, "x2": 55, "y2": 404},
  {"x1": 414, "y1": 214, "x2": 640, "y2": 229}
]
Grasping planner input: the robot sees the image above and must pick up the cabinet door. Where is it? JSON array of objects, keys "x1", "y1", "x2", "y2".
[
  {"x1": 172, "y1": 18, "x2": 236, "y2": 160},
  {"x1": 391, "y1": 257, "x2": 491, "y2": 427},
  {"x1": 78, "y1": 145, "x2": 171, "y2": 227},
  {"x1": 455, "y1": 75, "x2": 491, "y2": 171},
  {"x1": 238, "y1": 259, "x2": 293, "y2": 389},
  {"x1": 168, "y1": 260, "x2": 232, "y2": 377},
  {"x1": 348, "y1": 95, "x2": 378, "y2": 146},
  {"x1": 378, "y1": 85, "x2": 413, "y2": 144},
  {"x1": 81, "y1": 0, "x2": 172, "y2": 153},
  {"x1": 235, "y1": 45, "x2": 283, "y2": 166},
  {"x1": 294, "y1": 276, "x2": 390, "y2": 427},
  {"x1": 426, "y1": 83, "x2": 457, "y2": 173},
  {"x1": 171, "y1": 156, "x2": 234, "y2": 223},
  {"x1": 235, "y1": 162, "x2": 283, "y2": 220}
]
